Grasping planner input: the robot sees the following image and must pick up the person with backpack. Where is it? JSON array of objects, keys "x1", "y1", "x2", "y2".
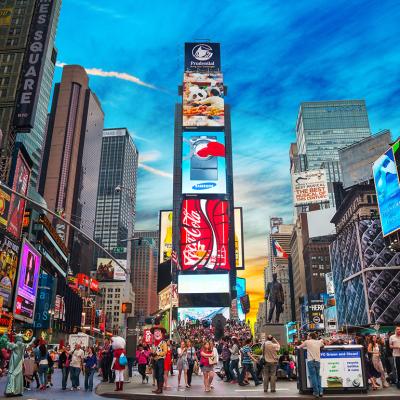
[
  {"x1": 84, "y1": 347, "x2": 97, "y2": 392},
  {"x1": 110, "y1": 336, "x2": 127, "y2": 392},
  {"x1": 262, "y1": 335, "x2": 281, "y2": 393}
]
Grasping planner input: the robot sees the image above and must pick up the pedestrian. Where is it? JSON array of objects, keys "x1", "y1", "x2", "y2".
[
  {"x1": 46, "y1": 351, "x2": 54, "y2": 388},
  {"x1": 221, "y1": 338, "x2": 232, "y2": 382},
  {"x1": 163, "y1": 340, "x2": 172, "y2": 389},
  {"x1": 384, "y1": 332, "x2": 396, "y2": 384},
  {"x1": 84, "y1": 346, "x2": 97, "y2": 392},
  {"x1": 239, "y1": 338, "x2": 261, "y2": 387},
  {"x1": 101, "y1": 338, "x2": 112, "y2": 383},
  {"x1": 200, "y1": 340, "x2": 214, "y2": 392},
  {"x1": 32, "y1": 339, "x2": 41, "y2": 389},
  {"x1": 186, "y1": 339, "x2": 197, "y2": 387},
  {"x1": 262, "y1": 335, "x2": 280, "y2": 393},
  {"x1": 368, "y1": 335, "x2": 389, "y2": 388},
  {"x1": 37, "y1": 344, "x2": 48, "y2": 391},
  {"x1": 58, "y1": 345, "x2": 70, "y2": 390},
  {"x1": 279, "y1": 351, "x2": 295, "y2": 380},
  {"x1": 150, "y1": 325, "x2": 167, "y2": 394},
  {"x1": 110, "y1": 336, "x2": 127, "y2": 392},
  {"x1": 364, "y1": 337, "x2": 380, "y2": 390},
  {"x1": 177, "y1": 340, "x2": 189, "y2": 388},
  {"x1": 208, "y1": 340, "x2": 219, "y2": 389},
  {"x1": 23, "y1": 352, "x2": 36, "y2": 391},
  {"x1": 69, "y1": 343, "x2": 84, "y2": 391},
  {"x1": 389, "y1": 326, "x2": 400, "y2": 389},
  {"x1": 135, "y1": 344, "x2": 149, "y2": 384},
  {"x1": 229, "y1": 336, "x2": 240, "y2": 384},
  {"x1": 298, "y1": 332, "x2": 324, "y2": 398}
]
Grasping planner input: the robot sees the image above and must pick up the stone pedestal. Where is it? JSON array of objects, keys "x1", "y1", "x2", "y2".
[{"x1": 260, "y1": 323, "x2": 287, "y2": 347}]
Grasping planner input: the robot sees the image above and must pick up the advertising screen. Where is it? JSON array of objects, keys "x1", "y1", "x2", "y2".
[
  {"x1": 234, "y1": 208, "x2": 244, "y2": 269},
  {"x1": 182, "y1": 132, "x2": 226, "y2": 194},
  {"x1": 0, "y1": 235, "x2": 19, "y2": 310},
  {"x1": 373, "y1": 146, "x2": 400, "y2": 236},
  {"x1": 7, "y1": 150, "x2": 30, "y2": 239},
  {"x1": 159, "y1": 210, "x2": 173, "y2": 263},
  {"x1": 96, "y1": 258, "x2": 127, "y2": 281},
  {"x1": 0, "y1": 189, "x2": 10, "y2": 228},
  {"x1": 180, "y1": 199, "x2": 230, "y2": 271},
  {"x1": 178, "y1": 307, "x2": 229, "y2": 322},
  {"x1": 184, "y1": 42, "x2": 221, "y2": 71},
  {"x1": 292, "y1": 169, "x2": 329, "y2": 206},
  {"x1": 178, "y1": 274, "x2": 230, "y2": 294},
  {"x1": 393, "y1": 139, "x2": 400, "y2": 177},
  {"x1": 13, "y1": 239, "x2": 41, "y2": 323},
  {"x1": 236, "y1": 277, "x2": 246, "y2": 321},
  {"x1": 183, "y1": 72, "x2": 224, "y2": 127},
  {"x1": 308, "y1": 299, "x2": 325, "y2": 331}
]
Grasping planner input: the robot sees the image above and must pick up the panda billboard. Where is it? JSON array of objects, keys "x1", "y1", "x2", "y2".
[
  {"x1": 185, "y1": 42, "x2": 221, "y2": 71},
  {"x1": 183, "y1": 72, "x2": 224, "y2": 127}
]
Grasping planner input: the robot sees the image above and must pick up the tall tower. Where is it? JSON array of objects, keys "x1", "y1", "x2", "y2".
[{"x1": 172, "y1": 42, "x2": 236, "y2": 322}]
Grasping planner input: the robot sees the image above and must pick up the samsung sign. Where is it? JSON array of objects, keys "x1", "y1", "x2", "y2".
[
  {"x1": 185, "y1": 42, "x2": 221, "y2": 71},
  {"x1": 14, "y1": 0, "x2": 55, "y2": 130}
]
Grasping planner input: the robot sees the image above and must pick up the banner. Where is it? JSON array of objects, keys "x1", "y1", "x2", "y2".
[
  {"x1": 96, "y1": 258, "x2": 127, "y2": 281},
  {"x1": 33, "y1": 274, "x2": 53, "y2": 329},
  {"x1": 180, "y1": 199, "x2": 230, "y2": 271},
  {"x1": 308, "y1": 299, "x2": 325, "y2": 331},
  {"x1": 184, "y1": 42, "x2": 221, "y2": 71},
  {"x1": 158, "y1": 284, "x2": 178, "y2": 311},
  {"x1": 0, "y1": 235, "x2": 19, "y2": 310},
  {"x1": 0, "y1": 189, "x2": 10, "y2": 228},
  {"x1": 234, "y1": 208, "x2": 244, "y2": 270},
  {"x1": 159, "y1": 211, "x2": 173, "y2": 263},
  {"x1": 292, "y1": 169, "x2": 329, "y2": 206}
]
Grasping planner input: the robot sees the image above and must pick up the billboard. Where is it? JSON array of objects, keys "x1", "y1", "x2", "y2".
[
  {"x1": 13, "y1": 0, "x2": 56, "y2": 130},
  {"x1": 292, "y1": 169, "x2": 329, "y2": 206},
  {"x1": 234, "y1": 208, "x2": 244, "y2": 270},
  {"x1": 7, "y1": 149, "x2": 30, "y2": 239},
  {"x1": 159, "y1": 211, "x2": 173, "y2": 263},
  {"x1": 0, "y1": 235, "x2": 19, "y2": 310},
  {"x1": 182, "y1": 132, "x2": 226, "y2": 194},
  {"x1": 0, "y1": 189, "x2": 10, "y2": 228},
  {"x1": 177, "y1": 307, "x2": 229, "y2": 322},
  {"x1": 393, "y1": 138, "x2": 400, "y2": 177},
  {"x1": 183, "y1": 72, "x2": 224, "y2": 127},
  {"x1": 96, "y1": 258, "x2": 127, "y2": 281},
  {"x1": 373, "y1": 146, "x2": 400, "y2": 236},
  {"x1": 158, "y1": 284, "x2": 178, "y2": 311},
  {"x1": 308, "y1": 299, "x2": 325, "y2": 331},
  {"x1": 180, "y1": 199, "x2": 230, "y2": 271},
  {"x1": 13, "y1": 239, "x2": 41, "y2": 323},
  {"x1": 184, "y1": 42, "x2": 221, "y2": 71},
  {"x1": 236, "y1": 277, "x2": 246, "y2": 321},
  {"x1": 178, "y1": 274, "x2": 230, "y2": 294}
]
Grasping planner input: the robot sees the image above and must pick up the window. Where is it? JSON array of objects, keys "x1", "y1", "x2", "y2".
[
  {"x1": 6, "y1": 39, "x2": 18, "y2": 46},
  {"x1": 0, "y1": 89, "x2": 6, "y2": 98}
]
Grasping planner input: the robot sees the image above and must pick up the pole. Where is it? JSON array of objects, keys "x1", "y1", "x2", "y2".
[
  {"x1": 169, "y1": 257, "x2": 173, "y2": 337},
  {"x1": 0, "y1": 180, "x2": 127, "y2": 273}
]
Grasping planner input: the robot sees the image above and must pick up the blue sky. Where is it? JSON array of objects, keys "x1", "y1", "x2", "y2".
[{"x1": 54, "y1": 0, "x2": 400, "y2": 318}]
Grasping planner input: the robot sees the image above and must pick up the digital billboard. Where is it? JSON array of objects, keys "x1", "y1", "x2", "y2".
[
  {"x1": 183, "y1": 72, "x2": 224, "y2": 127},
  {"x1": 373, "y1": 146, "x2": 400, "y2": 236},
  {"x1": 96, "y1": 258, "x2": 127, "y2": 281},
  {"x1": 7, "y1": 149, "x2": 30, "y2": 239},
  {"x1": 234, "y1": 207, "x2": 244, "y2": 269},
  {"x1": 159, "y1": 210, "x2": 173, "y2": 263},
  {"x1": 0, "y1": 235, "x2": 19, "y2": 310},
  {"x1": 180, "y1": 199, "x2": 230, "y2": 271},
  {"x1": 178, "y1": 274, "x2": 230, "y2": 294},
  {"x1": 13, "y1": 239, "x2": 41, "y2": 323},
  {"x1": 393, "y1": 139, "x2": 400, "y2": 177},
  {"x1": 182, "y1": 132, "x2": 226, "y2": 194},
  {"x1": 184, "y1": 42, "x2": 221, "y2": 71},
  {"x1": 308, "y1": 299, "x2": 325, "y2": 331},
  {"x1": 292, "y1": 169, "x2": 329, "y2": 206},
  {"x1": 178, "y1": 307, "x2": 229, "y2": 322},
  {"x1": 236, "y1": 277, "x2": 246, "y2": 321}
]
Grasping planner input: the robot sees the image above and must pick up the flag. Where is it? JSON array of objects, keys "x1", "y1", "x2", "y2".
[{"x1": 273, "y1": 240, "x2": 288, "y2": 259}]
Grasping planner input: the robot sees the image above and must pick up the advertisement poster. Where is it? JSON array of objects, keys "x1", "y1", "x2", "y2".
[
  {"x1": 142, "y1": 328, "x2": 153, "y2": 345},
  {"x1": 180, "y1": 199, "x2": 230, "y2": 271},
  {"x1": 292, "y1": 169, "x2": 329, "y2": 206},
  {"x1": 236, "y1": 277, "x2": 246, "y2": 321},
  {"x1": 0, "y1": 189, "x2": 10, "y2": 228},
  {"x1": 184, "y1": 42, "x2": 221, "y2": 71},
  {"x1": 14, "y1": 239, "x2": 41, "y2": 322},
  {"x1": 96, "y1": 258, "x2": 127, "y2": 281},
  {"x1": 177, "y1": 307, "x2": 229, "y2": 322},
  {"x1": 0, "y1": 235, "x2": 19, "y2": 310},
  {"x1": 158, "y1": 284, "x2": 178, "y2": 311},
  {"x1": 183, "y1": 72, "x2": 224, "y2": 127},
  {"x1": 234, "y1": 207, "x2": 245, "y2": 270},
  {"x1": 393, "y1": 139, "x2": 400, "y2": 177},
  {"x1": 306, "y1": 349, "x2": 364, "y2": 389},
  {"x1": 373, "y1": 147, "x2": 400, "y2": 236},
  {"x1": 182, "y1": 132, "x2": 226, "y2": 194},
  {"x1": 7, "y1": 150, "x2": 30, "y2": 239},
  {"x1": 33, "y1": 273, "x2": 53, "y2": 329},
  {"x1": 159, "y1": 210, "x2": 173, "y2": 263},
  {"x1": 308, "y1": 299, "x2": 325, "y2": 330}
]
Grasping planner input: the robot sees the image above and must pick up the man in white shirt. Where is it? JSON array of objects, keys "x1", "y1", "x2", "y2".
[
  {"x1": 389, "y1": 326, "x2": 400, "y2": 389},
  {"x1": 70, "y1": 343, "x2": 84, "y2": 391},
  {"x1": 262, "y1": 335, "x2": 280, "y2": 393},
  {"x1": 298, "y1": 333, "x2": 324, "y2": 398}
]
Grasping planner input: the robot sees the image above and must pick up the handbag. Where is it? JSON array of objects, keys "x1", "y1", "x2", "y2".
[
  {"x1": 193, "y1": 361, "x2": 199, "y2": 375},
  {"x1": 119, "y1": 353, "x2": 128, "y2": 366},
  {"x1": 209, "y1": 355, "x2": 217, "y2": 365},
  {"x1": 145, "y1": 364, "x2": 153, "y2": 375}
]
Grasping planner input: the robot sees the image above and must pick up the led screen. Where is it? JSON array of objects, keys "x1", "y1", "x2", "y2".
[
  {"x1": 159, "y1": 210, "x2": 173, "y2": 263},
  {"x1": 236, "y1": 277, "x2": 246, "y2": 321},
  {"x1": 184, "y1": 42, "x2": 221, "y2": 71},
  {"x1": 182, "y1": 132, "x2": 226, "y2": 194},
  {"x1": 0, "y1": 235, "x2": 19, "y2": 310},
  {"x1": 182, "y1": 72, "x2": 224, "y2": 127},
  {"x1": 234, "y1": 208, "x2": 244, "y2": 269},
  {"x1": 178, "y1": 274, "x2": 230, "y2": 294},
  {"x1": 178, "y1": 307, "x2": 229, "y2": 322},
  {"x1": 373, "y1": 147, "x2": 400, "y2": 236},
  {"x1": 13, "y1": 239, "x2": 41, "y2": 323},
  {"x1": 180, "y1": 199, "x2": 230, "y2": 271}
]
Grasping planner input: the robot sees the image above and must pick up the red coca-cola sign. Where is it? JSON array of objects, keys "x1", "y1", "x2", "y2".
[{"x1": 180, "y1": 199, "x2": 230, "y2": 271}]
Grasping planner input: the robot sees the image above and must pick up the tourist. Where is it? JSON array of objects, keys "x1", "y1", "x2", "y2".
[
  {"x1": 239, "y1": 338, "x2": 261, "y2": 387},
  {"x1": 58, "y1": 345, "x2": 70, "y2": 390},
  {"x1": 23, "y1": 352, "x2": 36, "y2": 391},
  {"x1": 389, "y1": 326, "x2": 400, "y2": 389},
  {"x1": 200, "y1": 341, "x2": 214, "y2": 392},
  {"x1": 364, "y1": 337, "x2": 381, "y2": 390},
  {"x1": 136, "y1": 344, "x2": 149, "y2": 384},
  {"x1": 84, "y1": 346, "x2": 97, "y2": 392},
  {"x1": 298, "y1": 333, "x2": 324, "y2": 398},
  {"x1": 229, "y1": 336, "x2": 240, "y2": 384},
  {"x1": 208, "y1": 340, "x2": 219, "y2": 389},
  {"x1": 177, "y1": 340, "x2": 189, "y2": 388},
  {"x1": 279, "y1": 350, "x2": 295, "y2": 380},
  {"x1": 186, "y1": 339, "x2": 197, "y2": 387},
  {"x1": 69, "y1": 343, "x2": 85, "y2": 391},
  {"x1": 262, "y1": 335, "x2": 280, "y2": 393},
  {"x1": 221, "y1": 338, "x2": 232, "y2": 382},
  {"x1": 101, "y1": 338, "x2": 112, "y2": 383},
  {"x1": 163, "y1": 340, "x2": 172, "y2": 390},
  {"x1": 368, "y1": 335, "x2": 389, "y2": 388},
  {"x1": 37, "y1": 344, "x2": 48, "y2": 391}
]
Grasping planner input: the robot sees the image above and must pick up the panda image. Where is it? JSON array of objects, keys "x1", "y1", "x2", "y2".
[{"x1": 187, "y1": 85, "x2": 208, "y2": 103}]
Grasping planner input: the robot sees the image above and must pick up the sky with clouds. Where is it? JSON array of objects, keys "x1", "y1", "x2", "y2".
[{"x1": 54, "y1": 0, "x2": 400, "y2": 322}]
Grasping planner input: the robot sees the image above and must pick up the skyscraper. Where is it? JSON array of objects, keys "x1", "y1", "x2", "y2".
[
  {"x1": 0, "y1": 0, "x2": 61, "y2": 187},
  {"x1": 39, "y1": 65, "x2": 104, "y2": 274},
  {"x1": 94, "y1": 128, "x2": 138, "y2": 264}
]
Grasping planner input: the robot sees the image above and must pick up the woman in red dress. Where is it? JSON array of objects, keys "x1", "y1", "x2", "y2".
[{"x1": 163, "y1": 340, "x2": 172, "y2": 389}]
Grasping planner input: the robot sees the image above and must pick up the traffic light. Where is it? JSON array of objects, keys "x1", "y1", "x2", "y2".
[{"x1": 121, "y1": 303, "x2": 132, "y2": 314}]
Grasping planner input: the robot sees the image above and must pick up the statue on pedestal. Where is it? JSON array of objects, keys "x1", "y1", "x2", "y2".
[{"x1": 265, "y1": 273, "x2": 284, "y2": 323}]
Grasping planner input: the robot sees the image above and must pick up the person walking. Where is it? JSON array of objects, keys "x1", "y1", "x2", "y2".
[
  {"x1": 389, "y1": 326, "x2": 400, "y2": 389},
  {"x1": 69, "y1": 343, "x2": 85, "y2": 391},
  {"x1": 58, "y1": 345, "x2": 70, "y2": 390},
  {"x1": 262, "y1": 335, "x2": 280, "y2": 393},
  {"x1": 200, "y1": 341, "x2": 214, "y2": 392},
  {"x1": 368, "y1": 335, "x2": 389, "y2": 388},
  {"x1": 221, "y1": 338, "x2": 232, "y2": 382},
  {"x1": 208, "y1": 340, "x2": 219, "y2": 389},
  {"x1": 186, "y1": 340, "x2": 197, "y2": 387},
  {"x1": 135, "y1": 345, "x2": 149, "y2": 384},
  {"x1": 229, "y1": 337, "x2": 240, "y2": 384},
  {"x1": 177, "y1": 340, "x2": 189, "y2": 388},
  {"x1": 239, "y1": 338, "x2": 261, "y2": 387},
  {"x1": 163, "y1": 340, "x2": 172, "y2": 390},
  {"x1": 298, "y1": 333, "x2": 324, "y2": 398},
  {"x1": 37, "y1": 344, "x2": 49, "y2": 391},
  {"x1": 84, "y1": 347, "x2": 97, "y2": 392},
  {"x1": 101, "y1": 338, "x2": 112, "y2": 383}
]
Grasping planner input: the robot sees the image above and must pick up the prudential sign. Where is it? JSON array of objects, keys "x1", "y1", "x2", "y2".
[{"x1": 185, "y1": 42, "x2": 221, "y2": 71}]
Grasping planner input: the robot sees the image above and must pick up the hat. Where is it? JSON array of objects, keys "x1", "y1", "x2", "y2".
[{"x1": 150, "y1": 325, "x2": 167, "y2": 334}]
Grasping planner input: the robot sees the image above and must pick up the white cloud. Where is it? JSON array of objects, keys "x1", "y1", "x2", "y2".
[
  {"x1": 138, "y1": 150, "x2": 162, "y2": 163},
  {"x1": 138, "y1": 163, "x2": 172, "y2": 179}
]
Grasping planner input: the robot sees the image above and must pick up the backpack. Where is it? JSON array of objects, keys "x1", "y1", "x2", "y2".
[{"x1": 119, "y1": 352, "x2": 127, "y2": 366}]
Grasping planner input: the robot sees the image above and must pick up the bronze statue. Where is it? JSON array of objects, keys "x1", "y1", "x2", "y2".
[{"x1": 265, "y1": 273, "x2": 284, "y2": 323}]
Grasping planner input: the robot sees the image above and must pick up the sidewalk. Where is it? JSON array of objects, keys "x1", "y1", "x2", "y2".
[{"x1": 96, "y1": 372, "x2": 400, "y2": 399}]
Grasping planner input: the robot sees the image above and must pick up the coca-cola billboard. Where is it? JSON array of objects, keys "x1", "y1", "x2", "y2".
[{"x1": 180, "y1": 199, "x2": 230, "y2": 271}]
